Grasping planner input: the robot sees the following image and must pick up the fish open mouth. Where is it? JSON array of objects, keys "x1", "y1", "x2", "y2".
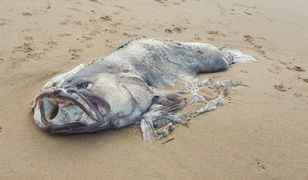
[{"x1": 32, "y1": 89, "x2": 109, "y2": 133}]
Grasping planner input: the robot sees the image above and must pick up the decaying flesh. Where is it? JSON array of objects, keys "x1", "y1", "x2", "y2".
[{"x1": 32, "y1": 37, "x2": 255, "y2": 141}]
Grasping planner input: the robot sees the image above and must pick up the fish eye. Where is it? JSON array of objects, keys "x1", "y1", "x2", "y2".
[{"x1": 76, "y1": 81, "x2": 92, "y2": 89}]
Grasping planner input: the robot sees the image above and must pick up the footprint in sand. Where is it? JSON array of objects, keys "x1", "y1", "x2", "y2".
[
  {"x1": 165, "y1": 28, "x2": 172, "y2": 33},
  {"x1": 274, "y1": 84, "x2": 287, "y2": 92},
  {"x1": 268, "y1": 64, "x2": 282, "y2": 74},
  {"x1": 298, "y1": 77, "x2": 308, "y2": 83},
  {"x1": 287, "y1": 65, "x2": 305, "y2": 72},
  {"x1": 47, "y1": 41, "x2": 58, "y2": 48},
  {"x1": 112, "y1": 5, "x2": 127, "y2": 15},
  {"x1": 157, "y1": 0, "x2": 185, "y2": 6},
  {"x1": 57, "y1": 33, "x2": 72, "y2": 37},
  {"x1": 68, "y1": 7, "x2": 82, "y2": 12},
  {"x1": 68, "y1": 49, "x2": 82, "y2": 60},
  {"x1": 100, "y1": 15, "x2": 112, "y2": 21},
  {"x1": 0, "y1": 18, "x2": 10, "y2": 26},
  {"x1": 89, "y1": 29, "x2": 101, "y2": 36},
  {"x1": 89, "y1": 19, "x2": 97, "y2": 23},
  {"x1": 255, "y1": 159, "x2": 266, "y2": 170},
  {"x1": 111, "y1": 22, "x2": 122, "y2": 27},
  {"x1": 89, "y1": 0, "x2": 102, "y2": 5},
  {"x1": 112, "y1": 11, "x2": 120, "y2": 16},
  {"x1": 184, "y1": 18, "x2": 191, "y2": 25},
  {"x1": 59, "y1": 19, "x2": 70, "y2": 25},
  {"x1": 243, "y1": 35, "x2": 254, "y2": 44},
  {"x1": 24, "y1": 36, "x2": 33, "y2": 41},
  {"x1": 206, "y1": 30, "x2": 226, "y2": 41},
  {"x1": 71, "y1": 21, "x2": 82, "y2": 26},
  {"x1": 123, "y1": 32, "x2": 132, "y2": 37},
  {"x1": 22, "y1": 12, "x2": 32, "y2": 16},
  {"x1": 81, "y1": 35, "x2": 93, "y2": 41},
  {"x1": 173, "y1": 27, "x2": 182, "y2": 33},
  {"x1": 230, "y1": 8, "x2": 238, "y2": 15},
  {"x1": 133, "y1": 26, "x2": 141, "y2": 30},
  {"x1": 104, "y1": 28, "x2": 117, "y2": 33},
  {"x1": 174, "y1": 25, "x2": 186, "y2": 32},
  {"x1": 77, "y1": 35, "x2": 93, "y2": 43},
  {"x1": 0, "y1": 58, "x2": 4, "y2": 63},
  {"x1": 46, "y1": 1, "x2": 51, "y2": 9},
  {"x1": 294, "y1": 92, "x2": 303, "y2": 97},
  {"x1": 105, "y1": 44, "x2": 113, "y2": 48},
  {"x1": 123, "y1": 32, "x2": 138, "y2": 37},
  {"x1": 279, "y1": 60, "x2": 293, "y2": 66},
  {"x1": 243, "y1": 35, "x2": 271, "y2": 60},
  {"x1": 244, "y1": 12, "x2": 252, "y2": 16},
  {"x1": 154, "y1": 0, "x2": 164, "y2": 3},
  {"x1": 268, "y1": 69, "x2": 278, "y2": 74},
  {"x1": 234, "y1": 3, "x2": 256, "y2": 9},
  {"x1": 86, "y1": 44, "x2": 94, "y2": 48},
  {"x1": 194, "y1": 34, "x2": 201, "y2": 41},
  {"x1": 230, "y1": 3, "x2": 255, "y2": 16},
  {"x1": 114, "y1": 5, "x2": 126, "y2": 10},
  {"x1": 216, "y1": 3, "x2": 227, "y2": 15},
  {"x1": 104, "y1": 39, "x2": 113, "y2": 48},
  {"x1": 207, "y1": 37, "x2": 215, "y2": 41},
  {"x1": 10, "y1": 42, "x2": 46, "y2": 69},
  {"x1": 165, "y1": 25, "x2": 186, "y2": 34},
  {"x1": 207, "y1": 30, "x2": 226, "y2": 36},
  {"x1": 14, "y1": 42, "x2": 34, "y2": 53}
]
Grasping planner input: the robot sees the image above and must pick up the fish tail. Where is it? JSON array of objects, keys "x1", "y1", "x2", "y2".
[{"x1": 221, "y1": 47, "x2": 257, "y2": 64}]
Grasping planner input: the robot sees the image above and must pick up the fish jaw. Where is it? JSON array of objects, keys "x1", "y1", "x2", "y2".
[{"x1": 32, "y1": 89, "x2": 110, "y2": 133}]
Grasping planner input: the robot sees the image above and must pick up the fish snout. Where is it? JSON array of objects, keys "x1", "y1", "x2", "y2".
[{"x1": 33, "y1": 89, "x2": 98, "y2": 133}]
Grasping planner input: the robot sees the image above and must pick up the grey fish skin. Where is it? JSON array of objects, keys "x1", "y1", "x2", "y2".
[
  {"x1": 32, "y1": 37, "x2": 254, "y2": 134},
  {"x1": 77, "y1": 38, "x2": 228, "y2": 87}
]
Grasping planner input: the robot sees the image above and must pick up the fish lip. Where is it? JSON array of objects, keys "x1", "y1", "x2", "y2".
[
  {"x1": 32, "y1": 88, "x2": 110, "y2": 130},
  {"x1": 45, "y1": 122, "x2": 85, "y2": 134}
]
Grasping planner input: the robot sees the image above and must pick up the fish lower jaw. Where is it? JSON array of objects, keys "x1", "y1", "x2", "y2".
[{"x1": 33, "y1": 97, "x2": 97, "y2": 133}]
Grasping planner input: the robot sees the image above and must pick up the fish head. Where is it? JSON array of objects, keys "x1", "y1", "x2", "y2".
[
  {"x1": 32, "y1": 67, "x2": 152, "y2": 134},
  {"x1": 32, "y1": 73, "x2": 114, "y2": 133}
]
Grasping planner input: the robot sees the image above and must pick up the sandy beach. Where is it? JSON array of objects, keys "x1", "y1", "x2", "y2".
[{"x1": 1, "y1": 0, "x2": 308, "y2": 179}]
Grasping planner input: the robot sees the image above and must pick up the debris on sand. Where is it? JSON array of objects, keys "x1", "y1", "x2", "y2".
[{"x1": 162, "y1": 137, "x2": 175, "y2": 144}]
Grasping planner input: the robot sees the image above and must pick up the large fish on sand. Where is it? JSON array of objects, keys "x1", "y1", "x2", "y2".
[{"x1": 32, "y1": 37, "x2": 255, "y2": 141}]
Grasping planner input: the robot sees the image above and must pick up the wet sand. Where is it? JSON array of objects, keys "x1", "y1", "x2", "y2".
[{"x1": 0, "y1": 0, "x2": 308, "y2": 179}]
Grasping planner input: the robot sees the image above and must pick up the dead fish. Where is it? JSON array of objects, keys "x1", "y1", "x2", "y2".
[{"x1": 32, "y1": 37, "x2": 255, "y2": 141}]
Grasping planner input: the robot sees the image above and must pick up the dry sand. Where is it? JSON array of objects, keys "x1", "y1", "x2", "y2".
[{"x1": 1, "y1": 0, "x2": 308, "y2": 179}]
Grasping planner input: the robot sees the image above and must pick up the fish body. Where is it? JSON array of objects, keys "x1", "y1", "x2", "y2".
[{"x1": 32, "y1": 37, "x2": 255, "y2": 137}]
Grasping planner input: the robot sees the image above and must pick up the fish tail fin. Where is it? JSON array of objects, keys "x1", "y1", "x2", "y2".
[{"x1": 221, "y1": 47, "x2": 257, "y2": 64}]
